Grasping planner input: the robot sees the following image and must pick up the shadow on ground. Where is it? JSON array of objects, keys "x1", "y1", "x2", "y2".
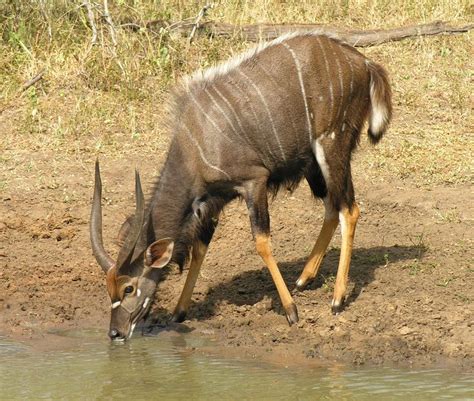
[{"x1": 147, "y1": 244, "x2": 425, "y2": 328}]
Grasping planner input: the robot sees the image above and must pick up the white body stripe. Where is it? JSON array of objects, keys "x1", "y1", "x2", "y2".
[
  {"x1": 342, "y1": 51, "x2": 354, "y2": 120},
  {"x1": 226, "y1": 78, "x2": 276, "y2": 163},
  {"x1": 282, "y1": 42, "x2": 313, "y2": 143},
  {"x1": 212, "y1": 85, "x2": 247, "y2": 137},
  {"x1": 333, "y1": 49, "x2": 344, "y2": 123},
  {"x1": 238, "y1": 70, "x2": 286, "y2": 161},
  {"x1": 188, "y1": 91, "x2": 233, "y2": 143},
  {"x1": 182, "y1": 125, "x2": 231, "y2": 180},
  {"x1": 254, "y1": 63, "x2": 302, "y2": 148},
  {"x1": 142, "y1": 297, "x2": 150, "y2": 309},
  {"x1": 316, "y1": 37, "x2": 334, "y2": 120},
  {"x1": 312, "y1": 138, "x2": 331, "y2": 184},
  {"x1": 204, "y1": 87, "x2": 241, "y2": 138}
]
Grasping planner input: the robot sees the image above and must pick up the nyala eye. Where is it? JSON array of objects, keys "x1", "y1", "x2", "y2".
[{"x1": 124, "y1": 286, "x2": 134, "y2": 294}]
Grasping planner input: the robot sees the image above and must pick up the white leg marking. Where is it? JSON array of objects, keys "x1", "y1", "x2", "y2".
[
  {"x1": 238, "y1": 69, "x2": 286, "y2": 161},
  {"x1": 323, "y1": 196, "x2": 337, "y2": 220},
  {"x1": 316, "y1": 37, "x2": 334, "y2": 121},
  {"x1": 182, "y1": 124, "x2": 231, "y2": 180},
  {"x1": 339, "y1": 211, "x2": 348, "y2": 236},
  {"x1": 312, "y1": 138, "x2": 331, "y2": 184},
  {"x1": 282, "y1": 42, "x2": 313, "y2": 143},
  {"x1": 188, "y1": 90, "x2": 233, "y2": 143},
  {"x1": 111, "y1": 301, "x2": 121, "y2": 309}
]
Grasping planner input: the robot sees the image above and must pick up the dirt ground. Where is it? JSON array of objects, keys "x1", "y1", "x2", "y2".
[{"x1": 1, "y1": 147, "x2": 472, "y2": 369}]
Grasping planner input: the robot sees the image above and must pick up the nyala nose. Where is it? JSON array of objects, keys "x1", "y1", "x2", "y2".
[{"x1": 108, "y1": 328, "x2": 122, "y2": 340}]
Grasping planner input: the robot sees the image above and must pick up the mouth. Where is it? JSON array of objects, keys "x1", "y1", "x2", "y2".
[{"x1": 110, "y1": 297, "x2": 152, "y2": 342}]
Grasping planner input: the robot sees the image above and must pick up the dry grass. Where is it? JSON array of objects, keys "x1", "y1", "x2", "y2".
[{"x1": 0, "y1": 0, "x2": 472, "y2": 192}]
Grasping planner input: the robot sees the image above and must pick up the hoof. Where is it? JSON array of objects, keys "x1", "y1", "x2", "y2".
[
  {"x1": 295, "y1": 278, "x2": 307, "y2": 291},
  {"x1": 285, "y1": 303, "x2": 299, "y2": 326},
  {"x1": 331, "y1": 299, "x2": 344, "y2": 315},
  {"x1": 171, "y1": 310, "x2": 187, "y2": 323}
]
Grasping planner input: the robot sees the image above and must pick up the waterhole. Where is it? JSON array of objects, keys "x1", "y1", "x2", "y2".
[{"x1": 0, "y1": 330, "x2": 472, "y2": 400}]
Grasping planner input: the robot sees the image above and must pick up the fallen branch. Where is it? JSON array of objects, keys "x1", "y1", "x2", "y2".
[
  {"x1": 21, "y1": 70, "x2": 44, "y2": 92},
  {"x1": 134, "y1": 20, "x2": 473, "y2": 47}
]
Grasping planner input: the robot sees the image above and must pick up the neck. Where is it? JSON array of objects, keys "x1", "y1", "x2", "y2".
[{"x1": 147, "y1": 140, "x2": 199, "y2": 268}]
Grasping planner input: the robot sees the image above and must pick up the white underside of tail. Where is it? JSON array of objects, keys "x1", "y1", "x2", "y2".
[{"x1": 369, "y1": 81, "x2": 390, "y2": 135}]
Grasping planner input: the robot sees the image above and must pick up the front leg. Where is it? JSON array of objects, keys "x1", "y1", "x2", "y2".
[
  {"x1": 172, "y1": 215, "x2": 217, "y2": 322},
  {"x1": 243, "y1": 178, "x2": 298, "y2": 325},
  {"x1": 171, "y1": 241, "x2": 209, "y2": 322}
]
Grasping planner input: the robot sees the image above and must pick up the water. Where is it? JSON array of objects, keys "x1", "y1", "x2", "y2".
[{"x1": 0, "y1": 330, "x2": 473, "y2": 401}]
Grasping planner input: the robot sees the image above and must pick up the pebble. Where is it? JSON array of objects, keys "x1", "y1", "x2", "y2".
[{"x1": 399, "y1": 326, "x2": 414, "y2": 335}]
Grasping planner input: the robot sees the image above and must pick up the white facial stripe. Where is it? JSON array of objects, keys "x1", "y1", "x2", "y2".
[
  {"x1": 282, "y1": 42, "x2": 313, "y2": 143},
  {"x1": 111, "y1": 301, "x2": 121, "y2": 309},
  {"x1": 238, "y1": 69, "x2": 286, "y2": 161},
  {"x1": 128, "y1": 323, "x2": 137, "y2": 339},
  {"x1": 182, "y1": 124, "x2": 231, "y2": 179},
  {"x1": 137, "y1": 289, "x2": 141, "y2": 297},
  {"x1": 143, "y1": 297, "x2": 150, "y2": 309}
]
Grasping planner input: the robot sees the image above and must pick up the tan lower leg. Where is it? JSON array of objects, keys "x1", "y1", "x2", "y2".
[
  {"x1": 296, "y1": 216, "x2": 339, "y2": 289},
  {"x1": 173, "y1": 241, "x2": 208, "y2": 320},
  {"x1": 255, "y1": 234, "x2": 298, "y2": 324},
  {"x1": 332, "y1": 203, "x2": 360, "y2": 312}
]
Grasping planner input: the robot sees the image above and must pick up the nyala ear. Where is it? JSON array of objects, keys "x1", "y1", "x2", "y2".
[{"x1": 145, "y1": 238, "x2": 174, "y2": 268}]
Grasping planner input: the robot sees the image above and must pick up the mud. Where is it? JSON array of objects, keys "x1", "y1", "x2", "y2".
[{"x1": 0, "y1": 153, "x2": 472, "y2": 369}]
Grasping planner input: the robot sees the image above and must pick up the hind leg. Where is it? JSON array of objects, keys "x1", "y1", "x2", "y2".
[
  {"x1": 296, "y1": 155, "x2": 339, "y2": 290},
  {"x1": 332, "y1": 202, "x2": 359, "y2": 313},
  {"x1": 307, "y1": 137, "x2": 360, "y2": 313}
]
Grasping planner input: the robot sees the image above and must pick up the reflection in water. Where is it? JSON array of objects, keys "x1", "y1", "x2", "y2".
[{"x1": 0, "y1": 330, "x2": 473, "y2": 401}]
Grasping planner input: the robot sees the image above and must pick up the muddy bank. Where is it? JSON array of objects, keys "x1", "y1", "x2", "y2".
[{"x1": 0, "y1": 156, "x2": 472, "y2": 369}]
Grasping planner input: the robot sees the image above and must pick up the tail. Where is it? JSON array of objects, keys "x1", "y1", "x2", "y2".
[{"x1": 367, "y1": 61, "x2": 392, "y2": 144}]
